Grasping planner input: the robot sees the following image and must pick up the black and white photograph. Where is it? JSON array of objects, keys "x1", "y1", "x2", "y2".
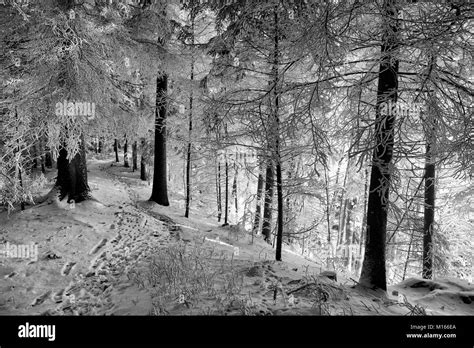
[{"x1": 0, "y1": 0, "x2": 473, "y2": 346}]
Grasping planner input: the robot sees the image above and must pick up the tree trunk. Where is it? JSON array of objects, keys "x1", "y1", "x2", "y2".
[
  {"x1": 150, "y1": 73, "x2": 170, "y2": 206},
  {"x1": 17, "y1": 167, "x2": 25, "y2": 211},
  {"x1": 140, "y1": 139, "x2": 148, "y2": 181},
  {"x1": 223, "y1": 159, "x2": 229, "y2": 226},
  {"x1": 39, "y1": 138, "x2": 46, "y2": 174},
  {"x1": 275, "y1": 159, "x2": 283, "y2": 261},
  {"x1": 272, "y1": 6, "x2": 284, "y2": 261},
  {"x1": 45, "y1": 149, "x2": 53, "y2": 168},
  {"x1": 124, "y1": 137, "x2": 129, "y2": 168},
  {"x1": 184, "y1": 129, "x2": 192, "y2": 218},
  {"x1": 324, "y1": 165, "x2": 332, "y2": 245},
  {"x1": 285, "y1": 159, "x2": 294, "y2": 244},
  {"x1": 32, "y1": 144, "x2": 38, "y2": 169},
  {"x1": 185, "y1": 15, "x2": 195, "y2": 219},
  {"x1": 337, "y1": 158, "x2": 351, "y2": 248},
  {"x1": 140, "y1": 157, "x2": 148, "y2": 181},
  {"x1": 132, "y1": 141, "x2": 138, "y2": 172},
  {"x1": 216, "y1": 161, "x2": 222, "y2": 222},
  {"x1": 403, "y1": 228, "x2": 415, "y2": 281},
  {"x1": 262, "y1": 160, "x2": 274, "y2": 243},
  {"x1": 345, "y1": 198, "x2": 356, "y2": 270},
  {"x1": 98, "y1": 138, "x2": 103, "y2": 154},
  {"x1": 55, "y1": 135, "x2": 91, "y2": 203},
  {"x1": 252, "y1": 162, "x2": 264, "y2": 235},
  {"x1": 423, "y1": 127, "x2": 436, "y2": 279},
  {"x1": 359, "y1": 165, "x2": 370, "y2": 254},
  {"x1": 114, "y1": 139, "x2": 119, "y2": 163},
  {"x1": 359, "y1": 0, "x2": 399, "y2": 291},
  {"x1": 232, "y1": 163, "x2": 238, "y2": 217},
  {"x1": 356, "y1": 165, "x2": 370, "y2": 275}
]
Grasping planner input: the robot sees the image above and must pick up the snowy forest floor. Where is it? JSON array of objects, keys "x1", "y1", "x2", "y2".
[{"x1": 0, "y1": 156, "x2": 473, "y2": 316}]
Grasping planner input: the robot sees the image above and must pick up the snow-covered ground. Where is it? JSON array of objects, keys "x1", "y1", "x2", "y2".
[{"x1": 0, "y1": 157, "x2": 472, "y2": 316}]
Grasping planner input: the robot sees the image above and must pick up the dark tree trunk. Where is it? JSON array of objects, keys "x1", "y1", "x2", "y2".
[
  {"x1": 185, "y1": 16, "x2": 195, "y2": 219},
  {"x1": 275, "y1": 160, "x2": 283, "y2": 261},
  {"x1": 330, "y1": 157, "x2": 344, "y2": 250},
  {"x1": 40, "y1": 155, "x2": 46, "y2": 174},
  {"x1": 232, "y1": 163, "x2": 238, "y2": 216},
  {"x1": 359, "y1": 165, "x2": 370, "y2": 255},
  {"x1": 132, "y1": 141, "x2": 138, "y2": 172},
  {"x1": 39, "y1": 138, "x2": 46, "y2": 174},
  {"x1": 140, "y1": 157, "x2": 148, "y2": 181},
  {"x1": 324, "y1": 165, "x2": 332, "y2": 244},
  {"x1": 98, "y1": 138, "x2": 103, "y2": 154},
  {"x1": 124, "y1": 137, "x2": 129, "y2": 168},
  {"x1": 262, "y1": 160, "x2": 274, "y2": 243},
  {"x1": 223, "y1": 159, "x2": 229, "y2": 226},
  {"x1": 285, "y1": 160, "x2": 294, "y2": 244},
  {"x1": 357, "y1": 165, "x2": 370, "y2": 275},
  {"x1": 114, "y1": 139, "x2": 119, "y2": 163},
  {"x1": 273, "y1": 7, "x2": 284, "y2": 261},
  {"x1": 32, "y1": 144, "x2": 38, "y2": 169},
  {"x1": 150, "y1": 73, "x2": 170, "y2": 206},
  {"x1": 337, "y1": 159, "x2": 350, "y2": 248},
  {"x1": 18, "y1": 167, "x2": 25, "y2": 211},
  {"x1": 344, "y1": 198, "x2": 356, "y2": 269},
  {"x1": 216, "y1": 161, "x2": 222, "y2": 222},
  {"x1": 184, "y1": 130, "x2": 192, "y2": 218},
  {"x1": 14, "y1": 110, "x2": 25, "y2": 210},
  {"x1": 55, "y1": 135, "x2": 91, "y2": 203},
  {"x1": 338, "y1": 197, "x2": 348, "y2": 247},
  {"x1": 423, "y1": 133, "x2": 436, "y2": 279},
  {"x1": 252, "y1": 162, "x2": 264, "y2": 235},
  {"x1": 140, "y1": 139, "x2": 148, "y2": 181},
  {"x1": 359, "y1": 0, "x2": 399, "y2": 291},
  {"x1": 45, "y1": 150, "x2": 53, "y2": 168}
]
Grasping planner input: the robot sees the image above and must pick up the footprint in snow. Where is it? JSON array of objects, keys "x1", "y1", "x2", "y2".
[
  {"x1": 31, "y1": 291, "x2": 52, "y2": 307},
  {"x1": 61, "y1": 261, "x2": 76, "y2": 276}
]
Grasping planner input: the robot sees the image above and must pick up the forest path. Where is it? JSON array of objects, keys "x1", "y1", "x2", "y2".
[
  {"x1": 49, "y1": 160, "x2": 182, "y2": 315},
  {"x1": 0, "y1": 159, "x2": 180, "y2": 315}
]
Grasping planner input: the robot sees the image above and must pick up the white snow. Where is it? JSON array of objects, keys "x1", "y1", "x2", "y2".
[{"x1": 0, "y1": 156, "x2": 472, "y2": 316}]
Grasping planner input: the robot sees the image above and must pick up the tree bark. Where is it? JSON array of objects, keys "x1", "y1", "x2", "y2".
[
  {"x1": 55, "y1": 135, "x2": 91, "y2": 203},
  {"x1": 324, "y1": 165, "x2": 332, "y2": 244},
  {"x1": 422, "y1": 126, "x2": 436, "y2": 279},
  {"x1": 150, "y1": 73, "x2": 170, "y2": 206},
  {"x1": 124, "y1": 137, "x2": 129, "y2": 168},
  {"x1": 132, "y1": 141, "x2": 138, "y2": 172},
  {"x1": 272, "y1": 6, "x2": 284, "y2": 261},
  {"x1": 232, "y1": 163, "x2": 238, "y2": 217},
  {"x1": 114, "y1": 139, "x2": 119, "y2": 163},
  {"x1": 45, "y1": 149, "x2": 53, "y2": 168},
  {"x1": 337, "y1": 158, "x2": 351, "y2": 248},
  {"x1": 184, "y1": 59, "x2": 194, "y2": 218},
  {"x1": 262, "y1": 160, "x2": 274, "y2": 243},
  {"x1": 356, "y1": 165, "x2": 370, "y2": 275},
  {"x1": 252, "y1": 162, "x2": 264, "y2": 235},
  {"x1": 32, "y1": 144, "x2": 38, "y2": 169},
  {"x1": 344, "y1": 198, "x2": 356, "y2": 270},
  {"x1": 39, "y1": 138, "x2": 46, "y2": 174},
  {"x1": 216, "y1": 161, "x2": 222, "y2": 222},
  {"x1": 359, "y1": 0, "x2": 399, "y2": 291},
  {"x1": 223, "y1": 158, "x2": 229, "y2": 226},
  {"x1": 140, "y1": 139, "x2": 149, "y2": 182},
  {"x1": 18, "y1": 167, "x2": 25, "y2": 211},
  {"x1": 275, "y1": 159, "x2": 283, "y2": 261}
]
